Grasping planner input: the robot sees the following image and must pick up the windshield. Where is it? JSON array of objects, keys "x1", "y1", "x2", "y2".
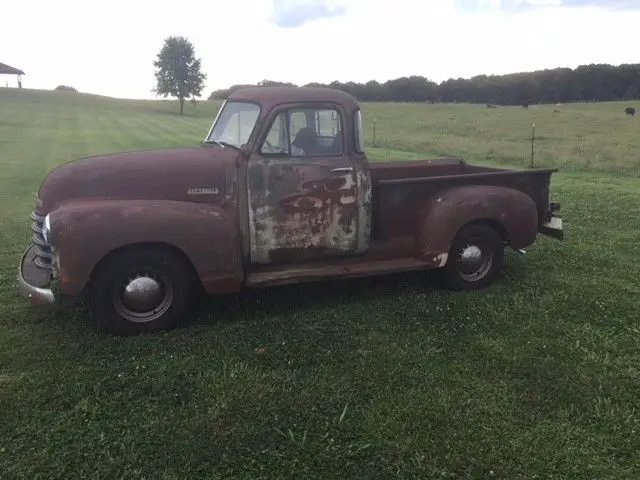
[{"x1": 205, "y1": 100, "x2": 261, "y2": 149}]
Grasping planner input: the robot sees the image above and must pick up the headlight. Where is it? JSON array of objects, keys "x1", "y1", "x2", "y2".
[{"x1": 42, "y1": 214, "x2": 51, "y2": 244}]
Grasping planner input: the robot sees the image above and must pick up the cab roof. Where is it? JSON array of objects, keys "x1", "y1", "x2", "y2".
[{"x1": 227, "y1": 86, "x2": 360, "y2": 111}]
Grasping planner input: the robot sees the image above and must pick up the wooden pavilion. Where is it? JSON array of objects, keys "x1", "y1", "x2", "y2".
[{"x1": 0, "y1": 62, "x2": 25, "y2": 88}]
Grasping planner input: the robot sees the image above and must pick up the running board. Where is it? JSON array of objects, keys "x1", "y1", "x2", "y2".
[{"x1": 246, "y1": 257, "x2": 433, "y2": 287}]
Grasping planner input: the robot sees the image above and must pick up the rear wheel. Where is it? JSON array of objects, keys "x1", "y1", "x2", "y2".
[
  {"x1": 442, "y1": 223, "x2": 504, "y2": 291},
  {"x1": 89, "y1": 246, "x2": 194, "y2": 335}
]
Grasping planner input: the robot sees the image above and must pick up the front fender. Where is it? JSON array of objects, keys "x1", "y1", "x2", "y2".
[
  {"x1": 49, "y1": 199, "x2": 243, "y2": 296},
  {"x1": 417, "y1": 185, "x2": 538, "y2": 263}
]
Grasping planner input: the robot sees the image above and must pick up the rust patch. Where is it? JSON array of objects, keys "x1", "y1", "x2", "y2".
[
  {"x1": 280, "y1": 195, "x2": 325, "y2": 214},
  {"x1": 323, "y1": 176, "x2": 347, "y2": 191},
  {"x1": 338, "y1": 208, "x2": 356, "y2": 233},
  {"x1": 354, "y1": 161, "x2": 372, "y2": 255},
  {"x1": 248, "y1": 156, "x2": 359, "y2": 264}
]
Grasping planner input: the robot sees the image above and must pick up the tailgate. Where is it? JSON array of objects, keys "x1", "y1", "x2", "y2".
[
  {"x1": 540, "y1": 202, "x2": 563, "y2": 239},
  {"x1": 506, "y1": 168, "x2": 564, "y2": 241},
  {"x1": 531, "y1": 170, "x2": 563, "y2": 240}
]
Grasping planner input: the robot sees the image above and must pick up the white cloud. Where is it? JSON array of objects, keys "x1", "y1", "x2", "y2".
[
  {"x1": 270, "y1": 0, "x2": 347, "y2": 28},
  {"x1": 1, "y1": 0, "x2": 639, "y2": 99}
]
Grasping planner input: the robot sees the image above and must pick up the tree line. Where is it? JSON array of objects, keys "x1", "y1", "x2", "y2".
[
  {"x1": 208, "y1": 64, "x2": 640, "y2": 106},
  {"x1": 149, "y1": 35, "x2": 640, "y2": 114}
]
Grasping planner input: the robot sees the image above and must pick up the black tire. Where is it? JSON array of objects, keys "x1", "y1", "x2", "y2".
[
  {"x1": 442, "y1": 223, "x2": 504, "y2": 291},
  {"x1": 89, "y1": 246, "x2": 194, "y2": 336}
]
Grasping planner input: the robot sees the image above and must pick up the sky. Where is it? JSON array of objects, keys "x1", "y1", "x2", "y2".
[{"x1": 2, "y1": 0, "x2": 640, "y2": 100}]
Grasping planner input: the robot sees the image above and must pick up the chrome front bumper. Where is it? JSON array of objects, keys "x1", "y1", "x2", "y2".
[{"x1": 18, "y1": 245, "x2": 56, "y2": 306}]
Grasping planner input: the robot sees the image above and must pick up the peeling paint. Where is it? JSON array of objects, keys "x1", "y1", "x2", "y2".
[{"x1": 354, "y1": 162, "x2": 372, "y2": 255}]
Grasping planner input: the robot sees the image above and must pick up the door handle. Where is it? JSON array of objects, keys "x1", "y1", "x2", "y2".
[{"x1": 330, "y1": 167, "x2": 353, "y2": 173}]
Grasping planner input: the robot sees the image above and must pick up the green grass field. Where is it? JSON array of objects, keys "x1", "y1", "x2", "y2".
[{"x1": 1, "y1": 88, "x2": 639, "y2": 479}]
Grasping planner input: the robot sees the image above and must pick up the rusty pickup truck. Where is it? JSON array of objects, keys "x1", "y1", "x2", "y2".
[{"x1": 18, "y1": 86, "x2": 563, "y2": 335}]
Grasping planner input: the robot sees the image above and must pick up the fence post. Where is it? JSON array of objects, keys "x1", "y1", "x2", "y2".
[
  {"x1": 372, "y1": 116, "x2": 377, "y2": 148},
  {"x1": 529, "y1": 122, "x2": 535, "y2": 168}
]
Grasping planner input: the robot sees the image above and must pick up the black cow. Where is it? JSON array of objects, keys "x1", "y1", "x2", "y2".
[{"x1": 625, "y1": 106, "x2": 635, "y2": 116}]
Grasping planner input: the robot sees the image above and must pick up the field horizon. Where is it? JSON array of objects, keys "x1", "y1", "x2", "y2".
[
  {"x1": 5, "y1": 86, "x2": 640, "y2": 176},
  {"x1": 1, "y1": 86, "x2": 639, "y2": 479}
]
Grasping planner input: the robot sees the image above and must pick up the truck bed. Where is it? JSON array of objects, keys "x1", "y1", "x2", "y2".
[
  {"x1": 369, "y1": 157, "x2": 557, "y2": 245},
  {"x1": 369, "y1": 157, "x2": 508, "y2": 183}
]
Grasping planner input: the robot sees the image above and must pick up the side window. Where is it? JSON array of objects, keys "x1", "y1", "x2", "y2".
[
  {"x1": 316, "y1": 109, "x2": 339, "y2": 136},
  {"x1": 289, "y1": 111, "x2": 308, "y2": 144},
  {"x1": 323, "y1": 109, "x2": 343, "y2": 154},
  {"x1": 260, "y1": 112, "x2": 289, "y2": 155},
  {"x1": 260, "y1": 107, "x2": 344, "y2": 156}
]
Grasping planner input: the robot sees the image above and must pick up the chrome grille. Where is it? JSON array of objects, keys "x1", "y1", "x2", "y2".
[{"x1": 30, "y1": 211, "x2": 54, "y2": 273}]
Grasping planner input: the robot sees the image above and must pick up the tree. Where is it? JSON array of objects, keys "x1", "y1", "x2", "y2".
[{"x1": 153, "y1": 36, "x2": 206, "y2": 115}]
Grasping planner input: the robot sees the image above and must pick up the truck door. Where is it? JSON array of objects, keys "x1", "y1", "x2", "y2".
[{"x1": 247, "y1": 104, "x2": 359, "y2": 264}]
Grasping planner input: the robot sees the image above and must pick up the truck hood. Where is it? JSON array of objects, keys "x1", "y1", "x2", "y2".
[{"x1": 36, "y1": 145, "x2": 239, "y2": 213}]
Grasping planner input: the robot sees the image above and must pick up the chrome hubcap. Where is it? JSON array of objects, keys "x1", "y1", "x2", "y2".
[
  {"x1": 456, "y1": 239, "x2": 493, "y2": 281},
  {"x1": 113, "y1": 271, "x2": 174, "y2": 323},
  {"x1": 123, "y1": 276, "x2": 163, "y2": 313}
]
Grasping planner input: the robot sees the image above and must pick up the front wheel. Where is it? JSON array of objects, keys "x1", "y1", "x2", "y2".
[
  {"x1": 89, "y1": 246, "x2": 195, "y2": 335},
  {"x1": 442, "y1": 223, "x2": 504, "y2": 291}
]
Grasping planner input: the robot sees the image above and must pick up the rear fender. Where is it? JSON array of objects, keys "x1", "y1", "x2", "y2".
[
  {"x1": 49, "y1": 199, "x2": 244, "y2": 296},
  {"x1": 417, "y1": 185, "x2": 538, "y2": 266}
]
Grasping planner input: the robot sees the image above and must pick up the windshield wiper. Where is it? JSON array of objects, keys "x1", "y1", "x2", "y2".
[
  {"x1": 203, "y1": 139, "x2": 226, "y2": 149},
  {"x1": 203, "y1": 139, "x2": 240, "y2": 151},
  {"x1": 218, "y1": 140, "x2": 239, "y2": 151}
]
